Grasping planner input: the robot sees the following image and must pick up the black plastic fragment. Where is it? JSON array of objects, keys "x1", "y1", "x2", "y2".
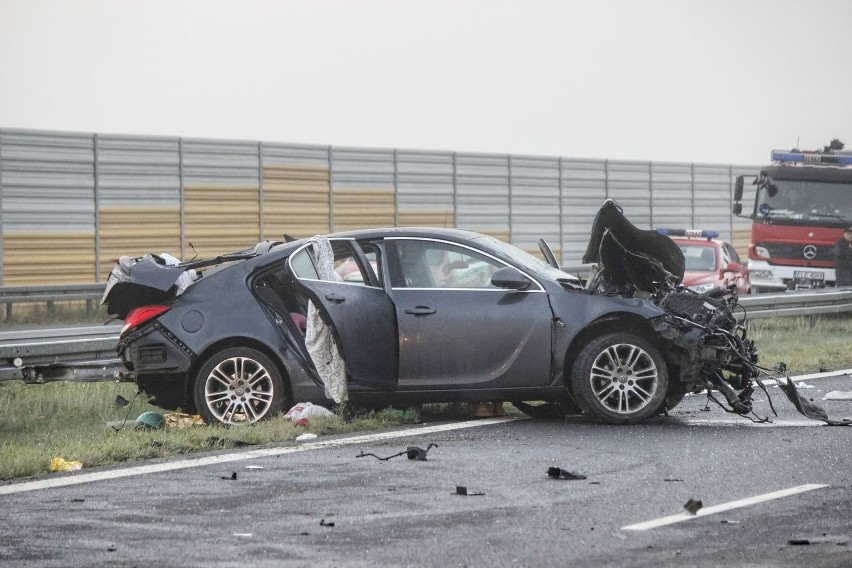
[
  {"x1": 455, "y1": 485, "x2": 485, "y2": 496},
  {"x1": 320, "y1": 519, "x2": 335, "y2": 527},
  {"x1": 220, "y1": 472, "x2": 237, "y2": 480},
  {"x1": 547, "y1": 467, "x2": 586, "y2": 480},
  {"x1": 357, "y1": 443, "x2": 437, "y2": 461},
  {"x1": 684, "y1": 498, "x2": 703, "y2": 515}
]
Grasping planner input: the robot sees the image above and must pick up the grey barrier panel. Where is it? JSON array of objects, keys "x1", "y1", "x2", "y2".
[
  {"x1": 96, "y1": 134, "x2": 181, "y2": 207},
  {"x1": 181, "y1": 138, "x2": 260, "y2": 185},
  {"x1": 560, "y1": 157, "x2": 608, "y2": 270},
  {"x1": 0, "y1": 129, "x2": 95, "y2": 231},
  {"x1": 455, "y1": 152, "x2": 510, "y2": 237},
  {"x1": 509, "y1": 154, "x2": 560, "y2": 255},
  {"x1": 395, "y1": 149, "x2": 455, "y2": 226}
]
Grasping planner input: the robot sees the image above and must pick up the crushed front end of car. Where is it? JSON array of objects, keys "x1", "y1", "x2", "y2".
[{"x1": 583, "y1": 200, "x2": 761, "y2": 417}]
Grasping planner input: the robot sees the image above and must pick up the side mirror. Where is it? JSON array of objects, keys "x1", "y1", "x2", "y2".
[
  {"x1": 491, "y1": 266, "x2": 532, "y2": 290},
  {"x1": 732, "y1": 203, "x2": 743, "y2": 215},
  {"x1": 734, "y1": 176, "x2": 744, "y2": 201},
  {"x1": 725, "y1": 261, "x2": 742, "y2": 274}
]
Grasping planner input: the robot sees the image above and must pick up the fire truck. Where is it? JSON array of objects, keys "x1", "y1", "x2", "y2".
[{"x1": 732, "y1": 149, "x2": 852, "y2": 292}]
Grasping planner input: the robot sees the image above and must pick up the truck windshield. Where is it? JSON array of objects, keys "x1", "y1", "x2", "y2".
[{"x1": 755, "y1": 179, "x2": 852, "y2": 226}]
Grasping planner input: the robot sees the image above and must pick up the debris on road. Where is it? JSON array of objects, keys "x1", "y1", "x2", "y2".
[
  {"x1": 220, "y1": 472, "x2": 237, "y2": 480},
  {"x1": 455, "y1": 485, "x2": 485, "y2": 496},
  {"x1": 683, "y1": 498, "x2": 703, "y2": 515},
  {"x1": 49, "y1": 457, "x2": 83, "y2": 472},
  {"x1": 114, "y1": 395, "x2": 130, "y2": 407},
  {"x1": 296, "y1": 433, "x2": 318, "y2": 442},
  {"x1": 776, "y1": 377, "x2": 852, "y2": 426},
  {"x1": 720, "y1": 520, "x2": 741, "y2": 524},
  {"x1": 320, "y1": 519, "x2": 335, "y2": 527},
  {"x1": 547, "y1": 467, "x2": 587, "y2": 480},
  {"x1": 245, "y1": 465, "x2": 264, "y2": 470},
  {"x1": 788, "y1": 535, "x2": 849, "y2": 546},
  {"x1": 357, "y1": 443, "x2": 437, "y2": 461}
]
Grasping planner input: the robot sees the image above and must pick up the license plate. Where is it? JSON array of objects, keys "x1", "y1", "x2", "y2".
[{"x1": 794, "y1": 270, "x2": 824, "y2": 280}]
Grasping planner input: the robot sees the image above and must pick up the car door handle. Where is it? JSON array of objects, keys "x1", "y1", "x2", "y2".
[
  {"x1": 405, "y1": 306, "x2": 436, "y2": 315},
  {"x1": 325, "y1": 294, "x2": 346, "y2": 303}
]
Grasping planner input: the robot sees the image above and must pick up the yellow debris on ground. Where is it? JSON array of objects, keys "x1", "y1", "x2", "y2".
[
  {"x1": 163, "y1": 413, "x2": 205, "y2": 428},
  {"x1": 49, "y1": 457, "x2": 83, "y2": 472}
]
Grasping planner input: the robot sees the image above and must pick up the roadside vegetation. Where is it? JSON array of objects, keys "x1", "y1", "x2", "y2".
[{"x1": 0, "y1": 313, "x2": 849, "y2": 481}]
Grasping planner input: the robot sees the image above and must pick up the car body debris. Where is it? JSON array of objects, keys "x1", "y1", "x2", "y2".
[
  {"x1": 547, "y1": 467, "x2": 587, "y2": 480},
  {"x1": 683, "y1": 498, "x2": 703, "y2": 515},
  {"x1": 320, "y1": 519, "x2": 335, "y2": 527},
  {"x1": 220, "y1": 472, "x2": 237, "y2": 480},
  {"x1": 788, "y1": 535, "x2": 849, "y2": 546},
  {"x1": 356, "y1": 443, "x2": 437, "y2": 461},
  {"x1": 455, "y1": 486, "x2": 485, "y2": 496}
]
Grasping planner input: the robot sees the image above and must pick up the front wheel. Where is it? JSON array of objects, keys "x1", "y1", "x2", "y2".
[
  {"x1": 570, "y1": 332, "x2": 668, "y2": 424},
  {"x1": 193, "y1": 347, "x2": 285, "y2": 425}
]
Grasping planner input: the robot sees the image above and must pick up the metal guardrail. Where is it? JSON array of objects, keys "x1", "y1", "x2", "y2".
[
  {"x1": 0, "y1": 324, "x2": 123, "y2": 383},
  {"x1": 737, "y1": 288, "x2": 852, "y2": 320},
  {"x1": 0, "y1": 283, "x2": 105, "y2": 319}
]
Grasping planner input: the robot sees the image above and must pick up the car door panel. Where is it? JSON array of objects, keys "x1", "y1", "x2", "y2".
[
  {"x1": 290, "y1": 239, "x2": 399, "y2": 391},
  {"x1": 394, "y1": 288, "x2": 552, "y2": 389}
]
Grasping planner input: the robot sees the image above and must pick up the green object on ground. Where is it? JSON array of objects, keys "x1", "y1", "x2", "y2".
[{"x1": 135, "y1": 411, "x2": 165, "y2": 431}]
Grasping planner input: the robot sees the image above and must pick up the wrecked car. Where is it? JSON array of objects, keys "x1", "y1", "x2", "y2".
[{"x1": 102, "y1": 199, "x2": 760, "y2": 426}]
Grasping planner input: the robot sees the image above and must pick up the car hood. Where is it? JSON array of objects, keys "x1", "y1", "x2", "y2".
[{"x1": 583, "y1": 199, "x2": 685, "y2": 291}]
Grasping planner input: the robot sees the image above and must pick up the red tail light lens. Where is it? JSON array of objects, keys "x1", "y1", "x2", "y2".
[{"x1": 121, "y1": 305, "x2": 172, "y2": 336}]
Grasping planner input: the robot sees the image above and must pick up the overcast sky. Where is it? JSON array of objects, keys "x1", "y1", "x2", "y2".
[{"x1": 1, "y1": 0, "x2": 850, "y2": 165}]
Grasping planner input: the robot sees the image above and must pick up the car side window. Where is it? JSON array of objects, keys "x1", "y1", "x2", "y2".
[
  {"x1": 720, "y1": 245, "x2": 732, "y2": 268},
  {"x1": 393, "y1": 240, "x2": 503, "y2": 289},
  {"x1": 290, "y1": 248, "x2": 319, "y2": 280},
  {"x1": 724, "y1": 244, "x2": 740, "y2": 265},
  {"x1": 291, "y1": 240, "x2": 379, "y2": 287}
]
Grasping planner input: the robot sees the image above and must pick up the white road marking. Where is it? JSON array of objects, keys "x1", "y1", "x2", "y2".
[
  {"x1": 0, "y1": 416, "x2": 523, "y2": 496},
  {"x1": 673, "y1": 418, "x2": 824, "y2": 428},
  {"x1": 622, "y1": 484, "x2": 829, "y2": 531}
]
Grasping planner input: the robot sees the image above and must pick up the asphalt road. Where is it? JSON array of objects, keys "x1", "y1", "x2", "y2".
[{"x1": 1, "y1": 373, "x2": 851, "y2": 568}]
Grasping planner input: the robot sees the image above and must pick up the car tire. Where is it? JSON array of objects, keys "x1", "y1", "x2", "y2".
[
  {"x1": 571, "y1": 332, "x2": 668, "y2": 424},
  {"x1": 193, "y1": 347, "x2": 285, "y2": 425}
]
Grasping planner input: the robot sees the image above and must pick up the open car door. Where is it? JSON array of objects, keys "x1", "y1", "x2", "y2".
[{"x1": 288, "y1": 238, "x2": 399, "y2": 390}]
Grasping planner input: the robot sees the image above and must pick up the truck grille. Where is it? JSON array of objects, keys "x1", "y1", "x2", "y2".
[{"x1": 757, "y1": 242, "x2": 834, "y2": 262}]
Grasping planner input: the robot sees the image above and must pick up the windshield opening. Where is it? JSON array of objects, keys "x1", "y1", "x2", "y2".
[
  {"x1": 680, "y1": 245, "x2": 717, "y2": 271},
  {"x1": 755, "y1": 179, "x2": 852, "y2": 226},
  {"x1": 472, "y1": 235, "x2": 581, "y2": 282}
]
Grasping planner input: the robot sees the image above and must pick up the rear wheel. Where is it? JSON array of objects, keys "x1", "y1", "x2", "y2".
[
  {"x1": 571, "y1": 332, "x2": 668, "y2": 424},
  {"x1": 193, "y1": 347, "x2": 285, "y2": 425}
]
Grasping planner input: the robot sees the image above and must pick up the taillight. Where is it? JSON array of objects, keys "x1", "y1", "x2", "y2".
[{"x1": 121, "y1": 305, "x2": 172, "y2": 336}]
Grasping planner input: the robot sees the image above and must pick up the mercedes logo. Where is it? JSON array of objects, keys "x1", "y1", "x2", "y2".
[{"x1": 803, "y1": 245, "x2": 817, "y2": 260}]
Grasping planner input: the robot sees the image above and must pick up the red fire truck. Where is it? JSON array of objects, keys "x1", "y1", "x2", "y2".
[{"x1": 732, "y1": 149, "x2": 852, "y2": 292}]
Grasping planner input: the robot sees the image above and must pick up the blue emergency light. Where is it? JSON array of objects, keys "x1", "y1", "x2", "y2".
[
  {"x1": 656, "y1": 228, "x2": 719, "y2": 239},
  {"x1": 771, "y1": 150, "x2": 852, "y2": 166}
]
